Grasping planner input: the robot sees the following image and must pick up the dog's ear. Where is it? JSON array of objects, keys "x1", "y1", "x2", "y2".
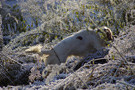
[
  {"x1": 103, "y1": 26, "x2": 113, "y2": 41},
  {"x1": 76, "y1": 36, "x2": 83, "y2": 40},
  {"x1": 105, "y1": 29, "x2": 113, "y2": 40}
]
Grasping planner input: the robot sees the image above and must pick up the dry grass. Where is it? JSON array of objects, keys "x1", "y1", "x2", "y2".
[{"x1": 0, "y1": 0, "x2": 135, "y2": 89}]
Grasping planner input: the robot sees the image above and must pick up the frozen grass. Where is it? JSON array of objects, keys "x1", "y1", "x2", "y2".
[
  {"x1": 1, "y1": 25, "x2": 135, "y2": 89},
  {"x1": 0, "y1": 0, "x2": 135, "y2": 89},
  {"x1": 1, "y1": 0, "x2": 134, "y2": 50},
  {"x1": 1, "y1": 0, "x2": 135, "y2": 49},
  {"x1": 19, "y1": 0, "x2": 132, "y2": 33}
]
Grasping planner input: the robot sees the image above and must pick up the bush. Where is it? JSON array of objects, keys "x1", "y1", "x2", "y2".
[{"x1": 19, "y1": 0, "x2": 134, "y2": 35}]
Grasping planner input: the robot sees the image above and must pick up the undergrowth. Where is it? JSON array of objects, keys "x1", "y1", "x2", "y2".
[{"x1": 0, "y1": 0, "x2": 135, "y2": 89}]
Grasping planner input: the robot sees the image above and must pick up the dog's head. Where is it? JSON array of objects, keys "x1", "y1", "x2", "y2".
[{"x1": 96, "y1": 26, "x2": 113, "y2": 41}]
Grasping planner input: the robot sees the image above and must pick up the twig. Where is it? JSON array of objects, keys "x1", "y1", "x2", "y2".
[
  {"x1": 0, "y1": 52, "x2": 22, "y2": 66},
  {"x1": 50, "y1": 46, "x2": 90, "y2": 89},
  {"x1": 67, "y1": 68, "x2": 90, "y2": 89},
  {"x1": 86, "y1": 64, "x2": 95, "y2": 79},
  {"x1": 0, "y1": 69, "x2": 14, "y2": 85},
  {"x1": 0, "y1": 63, "x2": 21, "y2": 85},
  {"x1": 3, "y1": 26, "x2": 63, "y2": 50},
  {"x1": 93, "y1": 60, "x2": 115, "y2": 87},
  {"x1": 109, "y1": 61, "x2": 123, "y2": 83},
  {"x1": 117, "y1": 80, "x2": 135, "y2": 89},
  {"x1": 113, "y1": 45, "x2": 135, "y2": 75},
  {"x1": 109, "y1": 45, "x2": 135, "y2": 83}
]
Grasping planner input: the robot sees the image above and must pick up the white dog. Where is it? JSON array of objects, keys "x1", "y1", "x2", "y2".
[{"x1": 26, "y1": 26, "x2": 113, "y2": 65}]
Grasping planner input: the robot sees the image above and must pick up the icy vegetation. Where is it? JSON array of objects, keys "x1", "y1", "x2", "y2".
[{"x1": 0, "y1": 0, "x2": 135, "y2": 90}]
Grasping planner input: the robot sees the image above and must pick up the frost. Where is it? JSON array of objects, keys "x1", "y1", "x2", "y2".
[{"x1": 1, "y1": 0, "x2": 135, "y2": 90}]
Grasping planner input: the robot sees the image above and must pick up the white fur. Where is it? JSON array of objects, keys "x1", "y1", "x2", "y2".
[{"x1": 26, "y1": 27, "x2": 112, "y2": 65}]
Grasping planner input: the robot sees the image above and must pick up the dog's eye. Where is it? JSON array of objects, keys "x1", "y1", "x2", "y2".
[
  {"x1": 104, "y1": 28, "x2": 107, "y2": 31},
  {"x1": 76, "y1": 36, "x2": 83, "y2": 40}
]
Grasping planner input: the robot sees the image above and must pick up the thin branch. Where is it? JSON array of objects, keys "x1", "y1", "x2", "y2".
[
  {"x1": 113, "y1": 45, "x2": 135, "y2": 75},
  {"x1": 50, "y1": 46, "x2": 90, "y2": 89},
  {"x1": 0, "y1": 52, "x2": 22, "y2": 66},
  {"x1": 109, "y1": 61, "x2": 123, "y2": 83},
  {"x1": 117, "y1": 80, "x2": 135, "y2": 88},
  {"x1": 67, "y1": 68, "x2": 90, "y2": 89},
  {"x1": 0, "y1": 68, "x2": 14, "y2": 85},
  {"x1": 3, "y1": 25, "x2": 63, "y2": 50}
]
